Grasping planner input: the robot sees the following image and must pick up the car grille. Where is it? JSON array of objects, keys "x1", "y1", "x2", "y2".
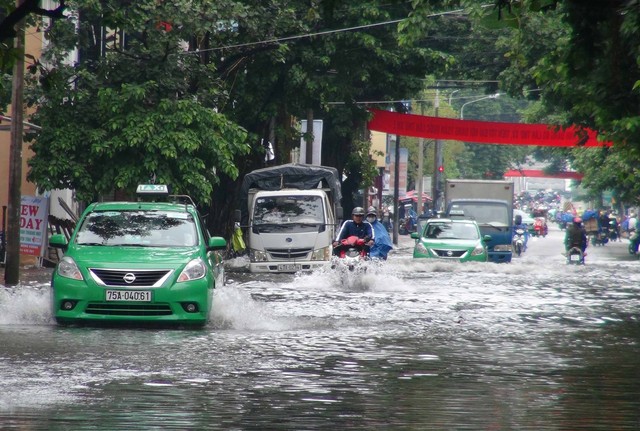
[
  {"x1": 89, "y1": 268, "x2": 173, "y2": 288},
  {"x1": 433, "y1": 249, "x2": 467, "y2": 258},
  {"x1": 266, "y1": 248, "x2": 311, "y2": 259},
  {"x1": 85, "y1": 303, "x2": 172, "y2": 316}
]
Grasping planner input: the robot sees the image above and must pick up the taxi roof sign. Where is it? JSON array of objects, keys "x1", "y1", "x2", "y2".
[{"x1": 136, "y1": 184, "x2": 170, "y2": 196}]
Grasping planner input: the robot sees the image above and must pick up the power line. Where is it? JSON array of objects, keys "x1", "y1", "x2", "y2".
[{"x1": 182, "y1": 7, "x2": 475, "y2": 55}]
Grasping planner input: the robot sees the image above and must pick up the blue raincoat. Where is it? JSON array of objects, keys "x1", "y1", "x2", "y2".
[{"x1": 369, "y1": 220, "x2": 393, "y2": 260}]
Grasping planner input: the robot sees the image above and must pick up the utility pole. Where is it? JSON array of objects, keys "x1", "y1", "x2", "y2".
[
  {"x1": 305, "y1": 108, "x2": 314, "y2": 164},
  {"x1": 5, "y1": 0, "x2": 26, "y2": 286},
  {"x1": 432, "y1": 87, "x2": 443, "y2": 213},
  {"x1": 416, "y1": 102, "x2": 424, "y2": 218},
  {"x1": 392, "y1": 133, "x2": 400, "y2": 246}
]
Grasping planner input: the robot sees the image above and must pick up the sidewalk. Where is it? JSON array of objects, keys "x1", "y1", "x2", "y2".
[{"x1": 0, "y1": 265, "x2": 54, "y2": 287}]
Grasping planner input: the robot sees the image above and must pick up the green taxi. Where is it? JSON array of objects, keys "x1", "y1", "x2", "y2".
[
  {"x1": 49, "y1": 185, "x2": 227, "y2": 327},
  {"x1": 411, "y1": 218, "x2": 491, "y2": 262}
]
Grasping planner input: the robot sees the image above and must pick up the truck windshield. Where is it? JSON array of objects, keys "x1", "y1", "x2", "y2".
[
  {"x1": 449, "y1": 202, "x2": 509, "y2": 227},
  {"x1": 75, "y1": 210, "x2": 198, "y2": 247},
  {"x1": 253, "y1": 196, "x2": 325, "y2": 230}
]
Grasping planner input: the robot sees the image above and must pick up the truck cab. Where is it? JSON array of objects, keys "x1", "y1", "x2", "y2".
[{"x1": 238, "y1": 163, "x2": 342, "y2": 273}]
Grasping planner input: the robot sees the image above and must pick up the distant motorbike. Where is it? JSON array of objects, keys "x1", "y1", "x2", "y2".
[
  {"x1": 512, "y1": 228, "x2": 526, "y2": 257},
  {"x1": 591, "y1": 228, "x2": 609, "y2": 246},
  {"x1": 566, "y1": 246, "x2": 585, "y2": 265},
  {"x1": 532, "y1": 218, "x2": 548, "y2": 237},
  {"x1": 332, "y1": 236, "x2": 369, "y2": 272}
]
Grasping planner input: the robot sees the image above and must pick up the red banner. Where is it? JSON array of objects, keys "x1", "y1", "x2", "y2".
[
  {"x1": 504, "y1": 169, "x2": 583, "y2": 179},
  {"x1": 367, "y1": 109, "x2": 610, "y2": 147}
]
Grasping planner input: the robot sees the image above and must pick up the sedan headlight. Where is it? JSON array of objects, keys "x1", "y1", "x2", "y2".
[
  {"x1": 57, "y1": 256, "x2": 83, "y2": 280},
  {"x1": 415, "y1": 242, "x2": 429, "y2": 255},
  {"x1": 177, "y1": 258, "x2": 206, "y2": 282},
  {"x1": 471, "y1": 244, "x2": 486, "y2": 256}
]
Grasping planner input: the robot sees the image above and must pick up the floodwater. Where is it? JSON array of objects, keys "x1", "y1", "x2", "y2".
[{"x1": 1, "y1": 226, "x2": 640, "y2": 430}]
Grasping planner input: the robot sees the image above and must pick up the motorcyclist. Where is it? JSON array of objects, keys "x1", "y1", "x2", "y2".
[
  {"x1": 565, "y1": 216, "x2": 588, "y2": 254},
  {"x1": 365, "y1": 206, "x2": 393, "y2": 260},
  {"x1": 333, "y1": 207, "x2": 374, "y2": 255},
  {"x1": 513, "y1": 214, "x2": 529, "y2": 251}
]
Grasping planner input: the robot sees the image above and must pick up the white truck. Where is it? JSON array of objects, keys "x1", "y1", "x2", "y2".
[
  {"x1": 236, "y1": 163, "x2": 343, "y2": 273},
  {"x1": 444, "y1": 179, "x2": 515, "y2": 263}
]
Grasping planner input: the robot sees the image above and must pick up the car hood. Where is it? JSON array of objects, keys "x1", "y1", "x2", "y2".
[{"x1": 68, "y1": 245, "x2": 201, "y2": 269}]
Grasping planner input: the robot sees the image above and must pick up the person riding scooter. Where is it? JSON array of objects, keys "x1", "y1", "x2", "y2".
[
  {"x1": 565, "y1": 216, "x2": 588, "y2": 255},
  {"x1": 333, "y1": 207, "x2": 374, "y2": 255},
  {"x1": 513, "y1": 214, "x2": 530, "y2": 252}
]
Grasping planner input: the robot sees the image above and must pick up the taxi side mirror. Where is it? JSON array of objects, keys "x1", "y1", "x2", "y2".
[
  {"x1": 49, "y1": 234, "x2": 68, "y2": 251},
  {"x1": 208, "y1": 237, "x2": 227, "y2": 251}
]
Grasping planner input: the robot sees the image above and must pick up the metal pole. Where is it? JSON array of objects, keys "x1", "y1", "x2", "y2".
[
  {"x1": 392, "y1": 134, "x2": 400, "y2": 245},
  {"x1": 433, "y1": 87, "x2": 442, "y2": 213},
  {"x1": 416, "y1": 103, "x2": 424, "y2": 216}
]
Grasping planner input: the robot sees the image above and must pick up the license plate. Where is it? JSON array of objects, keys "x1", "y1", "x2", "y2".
[
  {"x1": 106, "y1": 290, "x2": 152, "y2": 302},
  {"x1": 570, "y1": 254, "x2": 580, "y2": 262},
  {"x1": 277, "y1": 264, "x2": 301, "y2": 272}
]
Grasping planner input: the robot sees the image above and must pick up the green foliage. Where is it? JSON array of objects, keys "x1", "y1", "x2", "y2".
[{"x1": 26, "y1": 0, "x2": 249, "y2": 205}]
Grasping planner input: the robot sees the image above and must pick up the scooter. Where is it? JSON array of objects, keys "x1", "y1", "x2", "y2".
[
  {"x1": 566, "y1": 246, "x2": 585, "y2": 265},
  {"x1": 512, "y1": 228, "x2": 526, "y2": 257},
  {"x1": 591, "y1": 228, "x2": 609, "y2": 246},
  {"x1": 332, "y1": 236, "x2": 369, "y2": 272}
]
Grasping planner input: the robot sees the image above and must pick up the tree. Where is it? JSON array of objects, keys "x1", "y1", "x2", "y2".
[{"x1": 26, "y1": 0, "x2": 250, "y2": 210}]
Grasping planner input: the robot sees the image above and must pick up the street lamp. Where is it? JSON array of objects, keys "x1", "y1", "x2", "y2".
[{"x1": 460, "y1": 93, "x2": 500, "y2": 120}]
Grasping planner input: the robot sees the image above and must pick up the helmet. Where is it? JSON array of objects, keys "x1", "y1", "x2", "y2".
[
  {"x1": 573, "y1": 217, "x2": 582, "y2": 224},
  {"x1": 366, "y1": 206, "x2": 377, "y2": 216},
  {"x1": 352, "y1": 207, "x2": 365, "y2": 216},
  {"x1": 514, "y1": 215, "x2": 522, "y2": 225}
]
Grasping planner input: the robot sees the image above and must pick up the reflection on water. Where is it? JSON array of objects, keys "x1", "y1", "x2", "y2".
[{"x1": 2, "y1": 230, "x2": 640, "y2": 429}]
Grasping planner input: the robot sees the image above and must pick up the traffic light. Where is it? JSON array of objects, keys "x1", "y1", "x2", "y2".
[{"x1": 438, "y1": 165, "x2": 444, "y2": 173}]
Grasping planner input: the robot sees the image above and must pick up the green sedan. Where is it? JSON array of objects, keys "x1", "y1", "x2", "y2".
[
  {"x1": 49, "y1": 185, "x2": 227, "y2": 327},
  {"x1": 411, "y1": 218, "x2": 491, "y2": 262}
]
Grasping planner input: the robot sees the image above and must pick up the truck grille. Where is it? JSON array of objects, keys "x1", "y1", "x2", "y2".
[
  {"x1": 266, "y1": 248, "x2": 312, "y2": 259},
  {"x1": 89, "y1": 268, "x2": 173, "y2": 288}
]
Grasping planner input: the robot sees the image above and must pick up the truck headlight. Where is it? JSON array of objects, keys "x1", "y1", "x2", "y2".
[
  {"x1": 493, "y1": 244, "x2": 512, "y2": 252},
  {"x1": 249, "y1": 249, "x2": 268, "y2": 262},
  {"x1": 177, "y1": 258, "x2": 206, "y2": 282},
  {"x1": 311, "y1": 247, "x2": 330, "y2": 261}
]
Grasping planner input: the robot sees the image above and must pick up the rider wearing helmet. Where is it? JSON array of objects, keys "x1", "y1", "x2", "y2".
[
  {"x1": 333, "y1": 207, "x2": 375, "y2": 253},
  {"x1": 513, "y1": 214, "x2": 530, "y2": 251},
  {"x1": 565, "y1": 216, "x2": 588, "y2": 254}
]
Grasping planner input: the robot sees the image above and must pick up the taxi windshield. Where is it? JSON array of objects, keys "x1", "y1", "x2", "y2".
[{"x1": 75, "y1": 210, "x2": 198, "y2": 247}]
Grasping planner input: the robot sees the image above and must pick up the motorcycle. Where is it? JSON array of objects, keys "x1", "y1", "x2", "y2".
[
  {"x1": 512, "y1": 227, "x2": 526, "y2": 257},
  {"x1": 533, "y1": 218, "x2": 548, "y2": 237},
  {"x1": 566, "y1": 246, "x2": 585, "y2": 265},
  {"x1": 332, "y1": 236, "x2": 369, "y2": 272},
  {"x1": 591, "y1": 228, "x2": 609, "y2": 246}
]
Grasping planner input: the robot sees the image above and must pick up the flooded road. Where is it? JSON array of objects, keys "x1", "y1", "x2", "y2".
[{"x1": 2, "y1": 226, "x2": 640, "y2": 430}]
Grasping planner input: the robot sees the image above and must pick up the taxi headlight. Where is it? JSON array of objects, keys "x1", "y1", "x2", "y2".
[
  {"x1": 471, "y1": 244, "x2": 486, "y2": 256},
  {"x1": 249, "y1": 249, "x2": 268, "y2": 262},
  {"x1": 311, "y1": 247, "x2": 330, "y2": 261},
  {"x1": 415, "y1": 242, "x2": 428, "y2": 255},
  {"x1": 177, "y1": 258, "x2": 206, "y2": 282},
  {"x1": 57, "y1": 256, "x2": 83, "y2": 280}
]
